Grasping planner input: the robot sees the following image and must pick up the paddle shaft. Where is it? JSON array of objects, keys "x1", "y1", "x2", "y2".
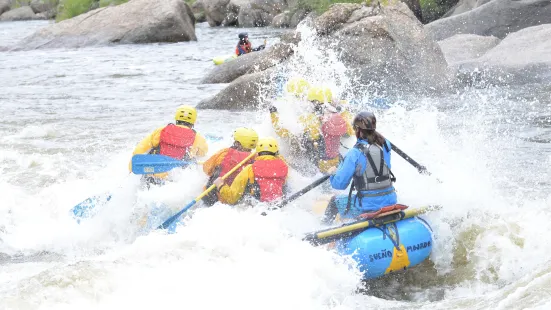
[
  {"x1": 389, "y1": 142, "x2": 430, "y2": 175},
  {"x1": 303, "y1": 205, "x2": 440, "y2": 246},
  {"x1": 157, "y1": 151, "x2": 256, "y2": 230},
  {"x1": 277, "y1": 175, "x2": 330, "y2": 209}
]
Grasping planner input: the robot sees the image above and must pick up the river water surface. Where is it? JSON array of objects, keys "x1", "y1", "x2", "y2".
[{"x1": 1, "y1": 21, "x2": 551, "y2": 310}]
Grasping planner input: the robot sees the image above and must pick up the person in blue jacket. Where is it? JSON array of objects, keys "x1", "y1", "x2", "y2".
[{"x1": 322, "y1": 111, "x2": 397, "y2": 223}]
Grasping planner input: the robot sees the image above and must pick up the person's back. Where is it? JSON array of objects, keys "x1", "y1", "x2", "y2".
[
  {"x1": 130, "y1": 105, "x2": 208, "y2": 184},
  {"x1": 202, "y1": 127, "x2": 258, "y2": 206},
  {"x1": 214, "y1": 137, "x2": 289, "y2": 205},
  {"x1": 323, "y1": 111, "x2": 397, "y2": 223}
]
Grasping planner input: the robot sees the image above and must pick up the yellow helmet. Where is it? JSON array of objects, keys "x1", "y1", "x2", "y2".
[
  {"x1": 233, "y1": 127, "x2": 258, "y2": 149},
  {"x1": 307, "y1": 86, "x2": 333, "y2": 104},
  {"x1": 256, "y1": 137, "x2": 279, "y2": 154},
  {"x1": 286, "y1": 77, "x2": 310, "y2": 96},
  {"x1": 175, "y1": 105, "x2": 197, "y2": 124}
]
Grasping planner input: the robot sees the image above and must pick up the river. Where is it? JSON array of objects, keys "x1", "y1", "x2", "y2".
[{"x1": 1, "y1": 21, "x2": 550, "y2": 309}]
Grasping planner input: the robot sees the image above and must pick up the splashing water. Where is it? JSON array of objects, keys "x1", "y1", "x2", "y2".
[{"x1": 1, "y1": 20, "x2": 551, "y2": 310}]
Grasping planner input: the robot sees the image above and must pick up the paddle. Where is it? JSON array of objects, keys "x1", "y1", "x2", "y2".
[
  {"x1": 131, "y1": 154, "x2": 194, "y2": 175},
  {"x1": 156, "y1": 151, "x2": 257, "y2": 230},
  {"x1": 388, "y1": 142, "x2": 430, "y2": 175},
  {"x1": 260, "y1": 174, "x2": 331, "y2": 216},
  {"x1": 303, "y1": 205, "x2": 441, "y2": 246}
]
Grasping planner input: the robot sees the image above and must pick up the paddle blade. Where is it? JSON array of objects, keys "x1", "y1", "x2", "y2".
[
  {"x1": 131, "y1": 154, "x2": 190, "y2": 175},
  {"x1": 71, "y1": 193, "x2": 112, "y2": 222}
]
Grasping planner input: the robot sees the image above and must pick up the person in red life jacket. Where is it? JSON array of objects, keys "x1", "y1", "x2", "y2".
[
  {"x1": 130, "y1": 105, "x2": 208, "y2": 184},
  {"x1": 213, "y1": 137, "x2": 289, "y2": 205},
  {"x1": 235, "y1": 32, "x2": 265, "y2": 56},
  {"x1": 201, "y1": 127, "x2": 259, "y2": 206},
  {"x1": 269, "y1": 86, "x2": 349, "y2": 175}
]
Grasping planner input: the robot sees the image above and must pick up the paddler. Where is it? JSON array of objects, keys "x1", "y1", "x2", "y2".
[
  {"x1": 213, "y1": 137, "x2": 289, "y2": 205},
  {"x1": 269, "y1": 86, "x2": 350, "y2": 174},
  {"x1": 236, "y1": 33, "x2": 266, "y2": 56},
  {"x1": 129, "y1": 105, "x2": 208, "y2": 185},
  {"x1": 322, "y1": 111, "x2": 397, "y2": 223},
  {"x1": 201, "y1": 127, "x2": 259, "y2": 206}
]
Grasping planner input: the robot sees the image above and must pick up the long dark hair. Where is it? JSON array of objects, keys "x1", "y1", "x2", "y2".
[{"x1": 359, "y1": 129, "x2": 386, "y2": 147}]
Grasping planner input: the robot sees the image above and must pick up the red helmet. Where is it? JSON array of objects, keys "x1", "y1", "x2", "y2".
[{"x1": 353, "y1": 111, "x2": 376, "y2": 131}]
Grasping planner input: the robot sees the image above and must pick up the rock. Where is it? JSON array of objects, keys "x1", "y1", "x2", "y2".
[
  {"x1": 197, "y1": 68, "x2": 276, "y2": 110},
  {"x1": 191, "y1": 1, "x2": 206, "y2": 22},
  {"x1": 0, "y1": 6, "x2": 38, "y2": 21},
  {"x1": 271, "y1": 10, "x2": 291, "y2": 27},
  {"x1": 426, "y1": 0, "x2": 551, "y2": 41},
  {"x1": 400, "y1": 0, "x2": 422, "y2": 20},
  {"x1": 442, "y1": 0, "x2": 487, "y2": 17},
  {"x1": 332, "y1": 3, "x2": 450, "y2": 91},
  {"x1": 30, "y1": 0, "x2": 57, "y2": 13},
  {"x1": 35, "y1": 8, "x2": 54, "y2": 19},
  {"x1": 313, "y1": 3, "x2": 361, "y2": 35},
  {"x1": 202, "y1": 0, "x2": 285, "y2": 27},
  {"x1": 438, "y1": 34, "x2": 500, "y2": 65},
  {"x1": 289, "y1": 8, "x2": 309, "y2": 27},
  {"x1": 201, "y1": 42, "x2": 293, "y2": 83},
  {"x1": 15, "y1": 0, "x2": 196, "y2": 50},
  {"x1": 0, "y1": 0, "x2": 12, "y2": 15},
  {"x1": 457, "y1": 24, "x2": 551, "y2": 84}
]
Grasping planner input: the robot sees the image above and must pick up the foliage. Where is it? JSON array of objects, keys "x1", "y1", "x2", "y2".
[
  {"x1": 420, "y1": 0, "x2": 458, "y2": 23},
  {"x1": 56, "y1": 0, "x2": 95, "y2": 21},
  {"x1": 296, "y1": 0, "x2": 366, "y2": 14}
]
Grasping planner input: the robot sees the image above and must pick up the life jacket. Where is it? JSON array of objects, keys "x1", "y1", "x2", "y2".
[
  {"x1": 219, "y1": 148, "x2": 254, "y2": 185},
  {"x1": 158, "y1": 124, "x2": 196, "y2": 160},
  {"x1": 251, "y1": 159, "x2": 288, "y2": 202},
  {"x1": 321, "y1": 113, "x2": 348, "y2": 159},
  {"x1": 235, "y1": 42, "x2": 252, "y2": 56},
  {"x1": 352, "y1": 142, "x2": 396, "y2": 192}
]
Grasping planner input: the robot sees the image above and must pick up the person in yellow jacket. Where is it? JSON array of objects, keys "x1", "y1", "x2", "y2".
[
  {"x1": 286, "y1": 76, "x2": 310, "y2": 99},
  {"x1": 269, "y1": 86, "x2": 350, "y2": 174},
  {"x1": 130, "y1": 105, "x2": 208, "y2": 185},
  {"x1": 213, "y1": 137, "x2": 289, "y2": 205},
  {"x1": 201, "y1": 127, "x2": 258, "y2": 206}
]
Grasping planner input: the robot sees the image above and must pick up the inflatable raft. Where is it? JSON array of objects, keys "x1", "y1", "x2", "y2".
[
  {"x1": 212, "y1": 54, "x2": 237, "y2": 65},
  {"x1": 310, "y1": 199, "x2": 435, "y2": 280}
]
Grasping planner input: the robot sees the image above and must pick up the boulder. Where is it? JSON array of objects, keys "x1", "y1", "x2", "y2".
[
  {"x1": 400, "y1": 0, "x2": 422, "y2": 20},
  {"x1": 271, "y1": 10, "x2": 291, "y2": 28},
  {"x1": 15, "y1": 0, "x2": 196, "y2": 50},
  {"x1": 457, "y1": 24, "x2": 551, "y2": 84},
  {"x1": 201, "y1": 42, "x2": 293, "y2": 83},
  {"x1": 331, "y1": 3, "x2": 450, "y2": 91},
  {"x1": 426, "y1": 0, "x2": 551, "y2": 41},
  {"x1": 0, "y1": 6, "x2": 38, "y2": 21},
  {"x1": 438, "y1": 34, "x2": 500, "y2": 65},
  {"x1": 202, "y1": 0, "x2": 285, "y2": 26},
  {"x1": 197, "y1": 68, "x2": 276, "y2": 110},
  {"x1": 0, "y1": 0, "x2": 12, "y2": 15},
  {"x1": 442, "y1": 0, "x2": 489, "y2": 17},
  {"x1": 289, "y1": 8, "x2": 309, "y2": 27},
  {"x1": 191, "y1": 1, "x2": 206, "y2": 22},
  {"x1": 30, "y1": 0, "x2": 57, "y2": 13}
]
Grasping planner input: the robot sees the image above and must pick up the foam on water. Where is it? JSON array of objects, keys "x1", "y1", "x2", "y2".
[{"x1": 1, "y1": 20, "x2": 551, "y2": 310}]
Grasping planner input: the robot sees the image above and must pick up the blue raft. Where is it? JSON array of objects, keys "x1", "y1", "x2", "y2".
[
  {"x1": 336, "y1": 216, "x2": 433, "y2": 280},
  {"x1": 311, "y1": 198, "x2": 435, "y2": 280}
]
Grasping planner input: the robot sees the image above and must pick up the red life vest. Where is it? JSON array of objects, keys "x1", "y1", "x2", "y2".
[
  {"x1": 252, "y1": 159, "x2": 288, "y2": 202},
  {"x1": 321, "y1": 113, "x2": 348, "y2": 159},
  {"x1": 159, "y1": 124, "x2": 196, "y2": 160},
  {"x1": 235, "y1": 42, "x2": 252, "y2": 56},
  {"x1": 219, "y1": 148, "x2": 254, "y2": 185}
]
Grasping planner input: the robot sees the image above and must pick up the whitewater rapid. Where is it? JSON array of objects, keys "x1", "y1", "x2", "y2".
[{"x1": 1, "y1": 21, "x2": 551, "y2": 310}]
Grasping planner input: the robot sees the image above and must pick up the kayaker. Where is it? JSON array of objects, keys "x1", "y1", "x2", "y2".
[
  {"x1": 201, "y1": 127, "x2": 259, "y2": 206},
  {"x1": 322, "y1": 111, "x2": 397, "y2": 223},
  {"x1": 130, "y1": 105, "x2": 208, "y2": 185},
  {"x1": 213, "y1": 137, "x2": 289, "y2": 205},
  {"x1": 235, "y1": 33, "x2": 265, "y2": 56},
  {"x1": 269, "y1": 86, "x2": 349, "y2": 174}
]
